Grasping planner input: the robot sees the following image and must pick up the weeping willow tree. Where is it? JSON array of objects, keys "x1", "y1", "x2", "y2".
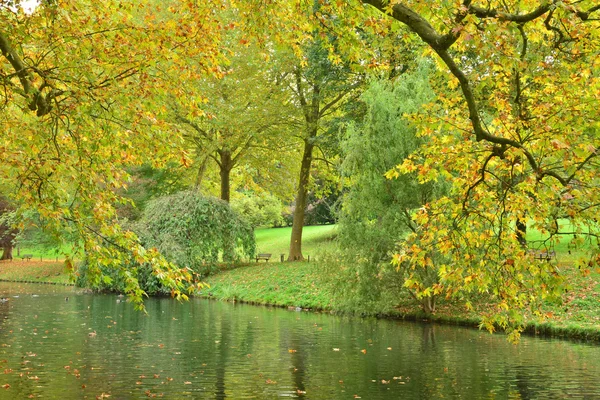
[{"x1": 336, "y1": 63, "x2": 447, "y2": 313}]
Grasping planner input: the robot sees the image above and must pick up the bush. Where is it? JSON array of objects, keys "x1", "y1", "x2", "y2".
[
  {"x1": 77, "y1": 191, "x2": 256, "y2": 295},
  {"x1": 231, "y1": 192, "x2": 285, "y2": 228},
  {"x1": 138, "y1": 191, "x2": 255, "y2": 268}
]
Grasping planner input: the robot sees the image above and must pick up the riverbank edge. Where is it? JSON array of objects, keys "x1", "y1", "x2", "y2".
[
  {"x1": 197, "y1": 292, "x2": 600, "y2": 342},
  {"x1": 3, "y1": 264, "x2": 599, "y2": 342},
  {"x1": 0, "y1": 278, "x2": 75, "y2": 286}
]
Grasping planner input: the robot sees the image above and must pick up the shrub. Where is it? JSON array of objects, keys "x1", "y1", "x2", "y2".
[
  {"x1": 231, "y1": 192, "x2": 285, "y2": 228},
  {"x1": 77, "y1": 191, "x2": 255, "y2": 295}
]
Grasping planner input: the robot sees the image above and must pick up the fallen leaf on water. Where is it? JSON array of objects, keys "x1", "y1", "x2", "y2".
[
  {"x1": 153, "y1": 374, "x2": 160, "y2": 379},
  {"x1": 288, "y1": 349, "x2": 297, "y2": 353},
  {"x1": 265, "y1": 379, "x2": 277, "y2": 384},
  {"x1": 387, "y1": 347, "x2": 392, "y2": 350},
  {"x1": 381, "y1": 380, "x2": 390, "y2": 384},
  {"x1": 353, "y1": 395, "x2": 361, "y2": 399},
  {"x1": 136, "y1": 382, "x2": 142, "y2": 385},
  {"x1": 296, "y1": 389, "x2": 306, "y2": 394},
  {"x1": 184, "y1": 381, "x2": 192, "y2": 385},
  {"x1": 360, "y1": 349, "x2": 367, "y2": 354},
  {"x1": 2, "y1": 384, "x2": 9, "y2": 389},
  {"x1": 332, "y1": 348, "x2": 340, "y2": 351}
]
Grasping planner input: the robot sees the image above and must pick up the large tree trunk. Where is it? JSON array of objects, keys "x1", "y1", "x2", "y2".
[
  {"x1": 0, "y1": 244, "x2": 12, "y2": 260},
  {"x1": 218, "y1": 150, "x2": 233, "y2": 203},
  {"x1": 288, "y1": 139, "x2": 314, "y2": 261}
]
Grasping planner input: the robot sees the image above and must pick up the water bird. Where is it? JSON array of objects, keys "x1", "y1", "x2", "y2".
[
  {"x1": 65, "y1": 297, "x2": 69, "y2": 302},
  {"x1": 0, "y1": 298, "x2": 9, "y2": 303}
]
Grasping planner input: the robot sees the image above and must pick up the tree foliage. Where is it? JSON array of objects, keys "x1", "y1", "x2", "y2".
[
  {"x1": 0, "y1": 0, "x2": 233, "y2": 306},
  {"x1": 174, "y1": 33, "x2": 291, "y2": 203},
  {"x1": 336, "y1": 64, "x2": 445, "y2": 312},
  {"x1": 231, "y1": 191, "x2": 285, "y2": 228},
  {"x1": 351, "y1": 0, "x2": 600, "y2": 339}
]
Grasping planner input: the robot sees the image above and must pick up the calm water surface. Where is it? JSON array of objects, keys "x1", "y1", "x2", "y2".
[{"x1": 0, "y1": 282, "x2": 598, "y2": 399}]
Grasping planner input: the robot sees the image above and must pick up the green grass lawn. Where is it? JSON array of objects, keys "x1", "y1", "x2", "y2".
[
  {"x1": 526, "y1": 219, "x2": 598, "y2": 265},
  {"x1": 0, "y1": 260, "x2": 72, "y2": 284},
  {"x1": 254, "y1": 224, "x2": 337, "y2": 259},
  {"x1": 12, "y1": 243, "x2": 75, "y2": 261}
]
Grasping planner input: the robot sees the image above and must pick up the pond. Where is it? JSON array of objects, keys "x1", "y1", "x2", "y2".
[{"x1": 0, "y1": 282, "x2": 599, "y2": 399}]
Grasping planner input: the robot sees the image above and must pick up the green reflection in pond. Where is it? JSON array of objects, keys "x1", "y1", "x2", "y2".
[{"x1": 0, "y1": 282, "x2": 598, "y2": 399}]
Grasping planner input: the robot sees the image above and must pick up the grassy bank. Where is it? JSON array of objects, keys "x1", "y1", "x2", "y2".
[
  {"x1": 254, "y1": 224, "x2": 337, "y2": 259},
  {"x1": 200, "y1": 259, "x2": 600, "y2": 340},
  {"x1": 0, "y1": 260, "x2": 72, "y2": 285},
  {"x1": 201, "y1": 224, "x2": 600, "y2": 341}
]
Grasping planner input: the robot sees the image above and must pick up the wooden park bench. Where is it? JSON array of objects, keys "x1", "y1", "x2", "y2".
[
  {"x1": 255, "y1": 253, "x2": 272, "y2": 262},
  {"x1": 529, "y1": 250, "x2": 556, "y2": 261},
  {"x1": 21, "y1": 254, "x2": 33, "y2": 261}
]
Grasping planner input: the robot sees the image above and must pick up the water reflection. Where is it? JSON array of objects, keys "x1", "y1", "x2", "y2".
[{"x1": 0, "y1": 282, "x2": 598, "y2": 399}]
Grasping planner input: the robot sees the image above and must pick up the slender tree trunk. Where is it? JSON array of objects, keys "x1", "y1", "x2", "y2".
[
  {"x1": 194, "y1": 156, "x2": 209, "y2": 192},
  {"x1": 288, "y1": 139, "x2": 314, "y2": 261},
  {"x1": 218, "y1": 150, "x2": 233, "y2": 203},
  {"x1": 516, "y1": 218, "x2": 527, "y2": 247},
  {"x1": 0, "y1": 244, "x2": 12, "y2": 260}
]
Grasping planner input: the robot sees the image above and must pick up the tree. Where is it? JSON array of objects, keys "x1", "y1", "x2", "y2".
[
  {"x1": 137, "y1": 191, "x2": 255, "y2": 273},
  {"x1": 174, "y1": 37, "x2": 290, "y2": 203},
  {"x1": 351, "y1": 0, "x2": 600, "y2": 338},
  {"x1": 0, "y1": 195, "x2": 16, "y2": 260},
  {"x1": 243, "y1": 0, "x2": 599, "y2": 335},
  {"x1": 337, "y1": 63, "x2": 446, "y2": 312},
  {"x1": 284, "y1": 13, "x2": 363, "y2": 261},
  {"x1": 0, "y1": 0, "x2": 235, "y2": 306}
]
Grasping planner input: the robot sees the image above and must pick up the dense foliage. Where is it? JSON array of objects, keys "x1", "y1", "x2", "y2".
[
  {"x1": 138, "y1": 191, "x2": 255, "y2": 271},
  {"x1": 1, "y1": 0, "x2": 599, "y2": 337},
  {"x1": 78, "y1": 191, "x2": 255, "y2": 294},
  {"x1": 334, "y1": 64, "x2": 446, "y2": 312},
  {"x1": 231, "y1": 192, "x2": 285, "y2": 228}
]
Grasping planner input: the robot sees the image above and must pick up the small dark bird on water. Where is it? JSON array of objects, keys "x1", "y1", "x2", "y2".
[{"x1": 65, "y1": 297, "x2": 69, "y2": 301}]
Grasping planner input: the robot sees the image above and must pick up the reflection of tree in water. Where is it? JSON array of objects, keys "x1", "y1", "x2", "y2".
[
  {"x1": 512, "y1": 365, "x2": 546, "y2": 400},
  {"x1": 288, "y1": 338, "x2": 307, "y2": 396},
  {"x1": 214, "y1": 312, "x2": 230, "y2": 400},
  {"x1": 419, "y1": 323, "x2": 437, "y2": 353},
  {"x1": 0, "y1": 299, "x2": 9, "y2": 333}
]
